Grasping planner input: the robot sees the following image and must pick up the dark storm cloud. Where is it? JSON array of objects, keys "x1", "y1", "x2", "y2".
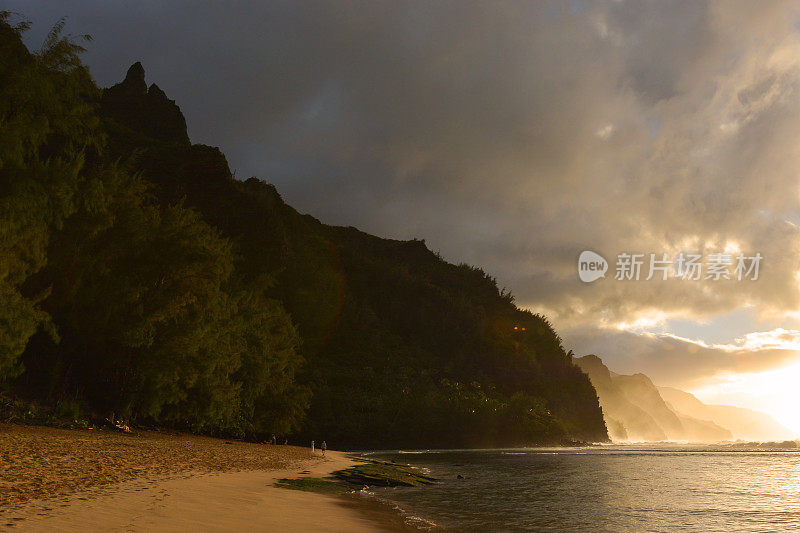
[{"x1": 8, "y1": 1, "x2": 800, "y2": 363}]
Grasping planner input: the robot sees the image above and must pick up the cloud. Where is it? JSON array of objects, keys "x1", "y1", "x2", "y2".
[
  {"x1": 564, "y1": 326, "x2": 800, "y2": 388},
  {"x1": 9, "y1": 1, "x2": 800, "y2": 342},
  {"x1": 728, "y1": 328, "x2": 800, "y2": 351}
]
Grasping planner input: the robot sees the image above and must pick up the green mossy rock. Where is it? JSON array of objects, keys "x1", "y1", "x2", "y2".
[{"x1": 334, "y1": 461, "x2": 436, "y2": 487}]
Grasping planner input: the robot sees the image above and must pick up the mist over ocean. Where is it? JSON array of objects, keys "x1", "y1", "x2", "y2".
[{"x1": 363, "y1": 445, "x2": 800, "y2": 531}]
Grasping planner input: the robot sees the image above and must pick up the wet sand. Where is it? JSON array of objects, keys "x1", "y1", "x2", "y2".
[{"x1": 0, "y1": 424, "x2": 388, "y2": 531}]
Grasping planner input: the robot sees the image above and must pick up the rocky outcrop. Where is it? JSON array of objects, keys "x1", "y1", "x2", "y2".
[{"x1": 101, "y1": 62, "x2": 190, "y2": 145}]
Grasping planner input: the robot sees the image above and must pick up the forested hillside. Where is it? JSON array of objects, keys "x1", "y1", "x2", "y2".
[{"x1": 0, "y1": 16, "x2": 608, "y2": 447}]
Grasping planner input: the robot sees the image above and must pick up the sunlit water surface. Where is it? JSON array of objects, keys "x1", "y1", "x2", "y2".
[{"x1": 361, "y1": 444, "x2": 800, "y2": 532}]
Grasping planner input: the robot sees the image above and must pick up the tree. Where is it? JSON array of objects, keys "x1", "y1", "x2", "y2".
[{"x1": 0, "y1": 14, "x2": 98, "y2": 383}]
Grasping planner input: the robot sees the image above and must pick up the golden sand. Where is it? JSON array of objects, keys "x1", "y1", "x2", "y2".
[
  {"x1": 0, "y1": 424, "x2": 389, "y2": 532},
  {"x1": 0, "y1": 424, "x2": 309, "y2": 510}
]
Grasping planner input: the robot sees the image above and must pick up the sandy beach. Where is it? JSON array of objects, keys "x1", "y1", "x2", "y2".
[{"x1": 0, "y1": 424, "x2": 390, "y2": 532}]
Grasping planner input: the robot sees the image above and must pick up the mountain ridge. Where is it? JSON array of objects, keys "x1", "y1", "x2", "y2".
[
  {"x1": 98, "y1": 62, "x2": 609, "y2": 447},
  {"x1": 575, "y1": 354, "x2": 793, "y2": 442},
  {"x1": 0, "y1": 21, "x2": 609, "y2": 451},
  {"x1": 657, "y1": 386, "x2": 795, "y2": 442}
]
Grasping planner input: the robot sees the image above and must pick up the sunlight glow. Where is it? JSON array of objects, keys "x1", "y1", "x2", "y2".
[
  {"x1": 690, "y1": 357, "x2": 800, "y2": 437},
  {"x1": 615, "y1": 312, "x2": 668, "y2": 331}
]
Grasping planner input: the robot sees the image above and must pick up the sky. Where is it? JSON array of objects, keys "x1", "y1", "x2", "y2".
[{"x1": 7, "y1": 0, "x2": 800, "y2": 433}]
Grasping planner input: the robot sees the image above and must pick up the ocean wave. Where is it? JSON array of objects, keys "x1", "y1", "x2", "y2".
[
  {"x1": 405, "y1": 514, "x2": 438, "y2": 530},
  {"x1": 357, "y1": 487, "x2": 439, "y2": 530},
  {"x1": 397, "y1": 450, "x2": 434, "y2": 454}
]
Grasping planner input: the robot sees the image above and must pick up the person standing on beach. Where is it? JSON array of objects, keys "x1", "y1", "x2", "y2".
[
  {"x1": 321, "y1": 441, "x2": 327, "y2": 456},
  {"x1": 311, "y1": 440, "x2": 315, "y2": 453}
]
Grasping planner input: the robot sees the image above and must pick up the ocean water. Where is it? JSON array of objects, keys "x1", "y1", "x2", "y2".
[{"x1": 360, "y1": 444, "x2": 800, "y2": 532}]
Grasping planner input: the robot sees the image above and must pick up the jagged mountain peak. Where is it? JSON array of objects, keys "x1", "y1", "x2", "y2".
[
  {"x1": 102, "y1": 62, "x2": 190, "y2": 146},
  {"x1": 148, "y1": 82, "x2": 167, "y2": 99},
  {"x1": 573, "y1": 354, "x2": 612, "y2": 384},
  {"x1": 123, "y1": 61, "x2": 146, "y2": 94},
  {"x1": 577, "y1": 353, "x2": 732, "y2": 442}
]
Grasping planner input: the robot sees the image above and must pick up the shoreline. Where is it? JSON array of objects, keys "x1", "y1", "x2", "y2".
[
  {"x1": 0, "y1": 424, "x2": 402, "y2": 532},
  {"x1": 6, "y1": 454, "x2": 398, "y2": 532},
  {"x1": 0, "y1": 424, "x2": 642, "y2": 531}
]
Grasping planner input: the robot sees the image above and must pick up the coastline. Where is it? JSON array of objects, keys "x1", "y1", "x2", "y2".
[{"x1": 0, "y1": 424, "x2": 399, "y2": 532}]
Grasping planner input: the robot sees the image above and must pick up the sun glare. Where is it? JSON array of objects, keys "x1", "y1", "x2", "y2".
[{"x1": 690, "y1": 358, "x2": 800, "y2": 437}]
